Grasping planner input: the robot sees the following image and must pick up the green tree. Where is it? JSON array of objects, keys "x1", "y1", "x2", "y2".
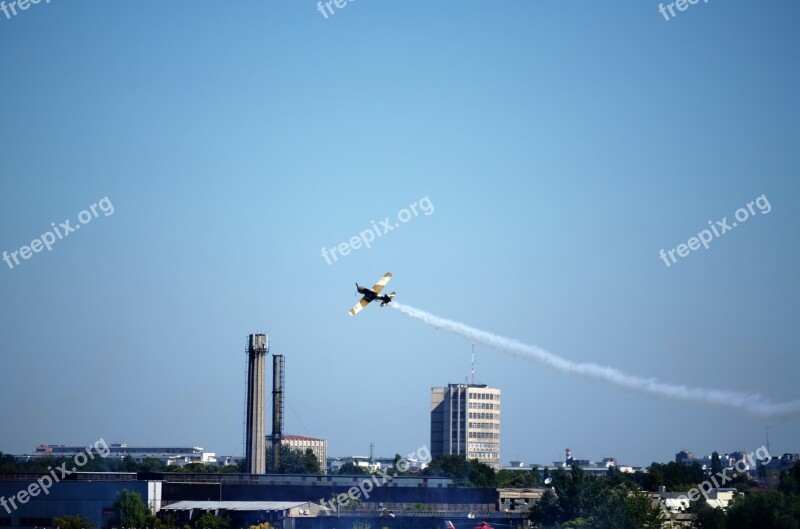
[
  {"x1": 497, "y1": 468, "x2": 541, "y2": 488},
  {"x1": 338, "y1": 462, "x2": 368, "y2": 475},
  {"x1": 118, "y1": 456, "x2": 141, "y2": 473},
  {"x1": 529, "y1": 488, "x2": 561, "y2": 528},
  {"x1": 138, "y1": 458, "x2": 169, "y2": 473},
  {"x1": 194, "y1": 513, "x2": 230, "y2": 529},
  {"x1": 300, "y1": 448, "x2": 321, "y2": 473},
  {"x1": 266, "y1": 446, "x2": 321, "y2": 474},
  {"x1": 551, "y1": 466, "x2": 602, "y2": 522},
  {"x1": 725, "y1": 491, "x2": 800, "y2": 529},
  {"x1": 54, "y1": 515, "x2": 95, "y2": 529},
  {"x1": 422, "y1": 455, "x2": 496, "y2": 488},
  {"x1": 157, "y1": 513, "x2": 179, "y2": 529},
  {"x1": 640, "y1": 461, "x2": 705, "y2": 492},
  {"x1": 779, "y1": 461, "x2": 800, "y2": 495},
  {"x1": 107, "y1": 489, "x2": 152, "y2": 529},
  {"x1": 530, "y1": 467, "x2": 661, "y2": 529},
  {"x1": 710, "y1": 452, "x2": 723, "y2": 477},
  {"x1": 591, "y1": 487, "x2": 662, "y2": 529},
  {"x1": 691, "y1": 501, "x2": 727, "y2": 529},
  {"x1": 392, "y1": 454, "x2": 407, "y2": 475},
  {"x1": 0, "y1": 452, "x2": 17, "y2": 473}
]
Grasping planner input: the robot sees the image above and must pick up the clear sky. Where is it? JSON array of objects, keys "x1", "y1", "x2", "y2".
[{"x1": 1, "y1": 0, "x2": 798, "y2": 468}]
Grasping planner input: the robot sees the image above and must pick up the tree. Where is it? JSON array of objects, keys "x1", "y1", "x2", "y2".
[
  {"x1": 529, "y1": 488, "x2": 561, "y2": 528},
  {"x1": 530, "y1": 466, "x2": 662, "y2": 529},
  {"x1": 641, "y1": 461, "x2": 705, "y2": 492},
  {"x1": 266, "y1": 446, "x2": 321, "y2": 474},
  {"x1": 107, "y1": 489, "x2": 153, "y2": 529},
  {"x1": 551, "y1": 466, "x2": 603, "y2": 522},
  {"x1": 779, "y1": 461, "x2": 800, "y2": 495},
  {"x1": 605, "y1": 465, "x2": 639, "y2": 489},
  {"x1": 591, "y1": 487, "x2": 663, "y2": 529},
  {"x1": 725, "y1": 491, "x2": 800, "y2": 529},
  {"x1": 118, "y1": 456, "x2": 141, "y2": 473},
  {"x1": 138, "y1": 458, "x2": 169, "y2": 473},
  {"x1": 497, "y1": 468, "x2": 542, "y2": 488},
  {"x1": 711, "y1": 452, "x2": 723, "y2": 477},
  {"x1": 338, "y1": 462, "x2": 368, "y2": 475},
  {"x1": 691, "y1": 501, "x2": 727, "y2": 529},
  {"x1": 157, "y1": 514, "x2": 179, "y2": 529},
  {"x1": 194, "y1": 513, "x2": 230, "y2": 529},
  {"x1": 218, "y1": 463, "x2": 244, "y2": 473},
  {"x1": 392, "y1": 454, "x2": 406, "y2": 475},
  {"x1": 300, "y1": 448, "x2": 321, "y2": 473},
  {"x1": 0, "y1": 452, "x2": 17, "y2": 473},
  {"x1": 54, "y1": 515, "x2": 95, "y2": 529},
  {"x1": 422, "y1": 455, "x2": 496, "y2": 488}
]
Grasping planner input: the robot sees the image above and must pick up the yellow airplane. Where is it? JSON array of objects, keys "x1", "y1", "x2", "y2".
[{"x1": 348, "y1": 272, "x2": 396, "y2": 316}]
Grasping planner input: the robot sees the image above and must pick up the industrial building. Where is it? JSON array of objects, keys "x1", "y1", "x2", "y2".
[
  {"x1": 0, "y1": 474, "x2": 158, "y2": 528},
  {"x1": 268, "y1": 435, "x2": 327, "y2": 473},
  {"x1": 0, "y1": 471, "x2": 518, "y2": 529},
  {"x1": 26, "y1": 444, "x2": 216, "y2": 467},
  {"x1": 431, "y1": 383, "x2": 501, "y2": 468},
  {"x1": 161, "y1": 500, "x2": 321, "y2": 527}
]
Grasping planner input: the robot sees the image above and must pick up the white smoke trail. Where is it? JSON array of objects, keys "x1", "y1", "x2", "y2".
[{"x1": 390, "y1": 302, "x2": 800, "y2": 417}]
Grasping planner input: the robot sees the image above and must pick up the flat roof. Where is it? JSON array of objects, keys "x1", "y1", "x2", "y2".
[{"x1": 162, "y1": 501, "x2": 312, "y2": 512}]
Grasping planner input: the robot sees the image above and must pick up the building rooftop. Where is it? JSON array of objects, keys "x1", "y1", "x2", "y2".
[
  {"x1": 273, "y1": 435, "x2": 325, "y2": 441},
  {"x1": 162, "y1": 501, "x2": 315, "y2": 512}
]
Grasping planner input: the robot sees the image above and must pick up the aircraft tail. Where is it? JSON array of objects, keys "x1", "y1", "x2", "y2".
[{"x1": 380, "y1": 292, "x2": 396, "y2": 307}]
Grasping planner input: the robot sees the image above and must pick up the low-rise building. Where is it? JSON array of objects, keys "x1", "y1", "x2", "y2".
[{"x1": 497, "y1": 488, "x2": 544, "y2": 512}]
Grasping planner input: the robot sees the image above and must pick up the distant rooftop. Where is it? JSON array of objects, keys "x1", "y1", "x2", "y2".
[
  {"x1": 162, "y1": 501, "x2": 315, "y2": 512},
  {"x1": 269, "y1": 435, "x2": 325, "y2": 442}
]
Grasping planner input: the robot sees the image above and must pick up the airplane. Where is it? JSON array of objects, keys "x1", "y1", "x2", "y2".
[{"x1": 348, "y1": 272, "x2": 396, "y2": 316}]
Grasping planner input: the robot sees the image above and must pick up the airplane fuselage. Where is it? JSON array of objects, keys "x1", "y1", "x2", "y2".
[
  {"x1": 357, "y1": 284, "x2": 377, "y2": 300},
  {"x1": 356, "y1": 284, "x2": 391, "y2": 304}
]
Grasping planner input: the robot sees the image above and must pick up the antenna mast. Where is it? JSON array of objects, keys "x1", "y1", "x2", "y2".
[{"x1": 471, "y1": 343, "x2": 475, "y2": 384}]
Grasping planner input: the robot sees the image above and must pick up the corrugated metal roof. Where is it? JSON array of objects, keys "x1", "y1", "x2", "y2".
[{"x1": 162, "y1": 501, "x2": 311, "y2": 512}]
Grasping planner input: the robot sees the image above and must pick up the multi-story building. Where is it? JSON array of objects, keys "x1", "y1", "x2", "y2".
[
  {"x1": 29, "y1": 443, "x2": 216, "y2": 466},
  {"x1": 268, "y1": 434, "x2": 327, "y2": 472},
  {"x1": 431, "y1": 383, "x2": 500, "y2": 468}
]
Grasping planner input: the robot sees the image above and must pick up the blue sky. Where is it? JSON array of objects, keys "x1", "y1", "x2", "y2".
[{"x1": 1, "y1": 0, "x2": 798, "y2": 467}]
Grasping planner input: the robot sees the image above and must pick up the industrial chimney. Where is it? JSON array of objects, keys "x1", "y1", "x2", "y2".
[
  {"x1": 272, "y1": 354, "x2": 285, "y2": 472},
  {"x1": 245, "y1": 334, "x2": 268, "y2": 474}
]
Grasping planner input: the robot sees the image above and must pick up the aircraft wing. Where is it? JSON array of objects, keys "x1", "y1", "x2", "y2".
[
  {"x1": 348, "y1": 298, "x2": 371, "y2": 317},
  {"x1": 371, "y1": 272, "x2": 392, "y2": 295}
]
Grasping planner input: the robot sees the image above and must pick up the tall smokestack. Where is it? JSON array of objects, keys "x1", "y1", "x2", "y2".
[
  {"x1": 245, "y1": 334, "x2": 268, "y2": 474},
  {"x1": 272, "y1": 354, "x2": 285, "y2": 472}
]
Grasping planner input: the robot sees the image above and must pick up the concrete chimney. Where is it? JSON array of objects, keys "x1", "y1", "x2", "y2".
[{"x1": 245, "y1": 333, "x2": 268, "y2": 474}]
